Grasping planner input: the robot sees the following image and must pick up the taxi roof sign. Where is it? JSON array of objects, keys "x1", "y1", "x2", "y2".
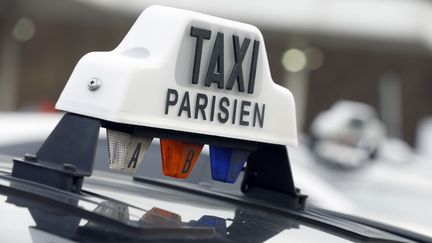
[{"x1": 56, "y1": 5, "x2": 298, "y2": 146}]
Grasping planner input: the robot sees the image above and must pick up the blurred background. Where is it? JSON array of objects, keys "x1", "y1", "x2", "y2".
[{"x1": 1, "y1": 0, "x2": 432, "y2": 237}]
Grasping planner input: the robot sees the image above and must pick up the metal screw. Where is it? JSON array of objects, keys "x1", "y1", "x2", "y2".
[
  {"x1": 88, "y1": 77, "x2": 101, "y2": 91},
  {"x1": 24, "y1": 154, "x2": 37, "y2": 162}
]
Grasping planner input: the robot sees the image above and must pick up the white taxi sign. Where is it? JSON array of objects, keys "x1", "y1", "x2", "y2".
[{"x1": 56, "y1": 5, "x2": 297, "y2": 146}]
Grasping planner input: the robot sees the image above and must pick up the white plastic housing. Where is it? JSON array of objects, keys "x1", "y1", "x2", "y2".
[{"x1": 56, "y1": 5, "x2": 297, "y2": 146}]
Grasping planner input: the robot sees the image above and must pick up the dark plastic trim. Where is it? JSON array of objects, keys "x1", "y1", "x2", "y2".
[{"x1": 11, "y1": 113, "x2": 101, "y2": 193}]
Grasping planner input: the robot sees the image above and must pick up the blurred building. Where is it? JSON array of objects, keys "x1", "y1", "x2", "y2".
[
  {"x1": 0, "y1": 0, "x2": 134, "y2": 111},
  {"x1": 1, "y1": 0, "x2": 432, "y2": 145}
]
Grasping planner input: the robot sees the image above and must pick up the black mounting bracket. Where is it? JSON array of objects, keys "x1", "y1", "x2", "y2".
[
  {"x1": 241, "y1": 144, "x2": 307, "y2": 209},
  {"x1": 11, "y1": 113, "x2": 101, "y2": 193}
]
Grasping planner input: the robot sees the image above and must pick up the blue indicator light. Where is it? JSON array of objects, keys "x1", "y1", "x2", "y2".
[{"x1": 209, "y1": 145, "x2": 250, "y2": 183}]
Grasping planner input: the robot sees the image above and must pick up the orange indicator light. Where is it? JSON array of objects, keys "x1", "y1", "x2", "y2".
[{"x1": 160, "y1": 139, "x2": 203, "y2": 178}]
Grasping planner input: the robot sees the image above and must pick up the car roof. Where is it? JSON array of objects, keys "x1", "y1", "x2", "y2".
[{"x1": 0, "y1": 156, "x2": 422, "y2": 243}]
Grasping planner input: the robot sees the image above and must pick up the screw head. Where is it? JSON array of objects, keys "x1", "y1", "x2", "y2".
[
  {"x1": 24, "y1": 154, "x2": 37, "y2": 162},
  {"x1": 88, "y1": 77, "x2": 101, "y2": 91}
]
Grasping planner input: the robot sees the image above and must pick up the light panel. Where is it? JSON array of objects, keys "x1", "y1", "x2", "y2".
[
  {"x1": 107, "y1": 129, "x2": 152, "y2": 172},
  {"x1": 209, "y1": 145, "x2": 250, "y2": 183},
  {"x1": 160, "y1": 139, "x2": 203, "y2": 178}
]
